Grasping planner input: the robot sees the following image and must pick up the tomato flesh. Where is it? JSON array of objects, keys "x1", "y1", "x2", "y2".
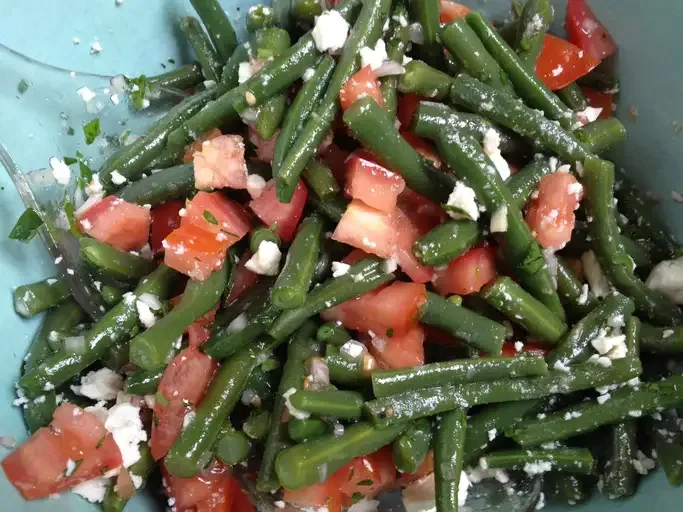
[
  {"x1": 336, "y1": 447, "x2": 397, "y2": 501},
  {"x1": 440, "y1": 0, "x2": 472, "y2": 23},
  {"x1": 193, "y1": 134, "x2": 248, "y2": 191},
  {"x1": 150, "y1": 199, "x2": 184, "y2": 255},
  {"x1": 392, "y1": 207, "x2": 437, "y2": 284},
  {"x1": 369, "y1": 324, "x2": 426, "y2": 370},
  {"x1": 345, "y1": 150, "x2": 406, "y2": 212},
  {"x1": 339, "y1": 65, "x2": 384, "y2": 111},
  {"x1": 565, "y1": 0, "x2": 617, "y2": 61},
  {"x1": 163, "y1": 224, "x2": 229, "y2": 280},
  {"x1": 583, "y1": 87, "x2": 614, "y2": 118},
  {"x1": 182, "y1": 191, "x2": 251, "y2": 245},
  {"x1": 249, "y1": 179, "x2": 308, "y2": 242},
  {"x1": 536, "y1": 34, "x2": 600, "y2": 90},
  {"x1": 432, "y1": 246, "x2": 498, "y2": 296},
  {"x1": 183, "y1": 128, "x2": 223, "y2": 164},
  {"x1": 332, "y1": 199, "x2": 397, "y2": 259},
  {"x1": 78, "y1": 196, "x2": 151, "y2": 251}
]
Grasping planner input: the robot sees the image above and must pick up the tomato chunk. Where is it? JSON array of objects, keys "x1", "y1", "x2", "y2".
[
  {"x1": 345, "y1": 150, "x2": 406, "y2": 212},
  {"x1": 163, "y1": 460, "x2": 233, "y2": 510},
  {"x1": 193, "y1": 134, "x2": 248, "y2": 191},
  {"x1": 151, "y1": 348, "x2": 217, "y2": 460},
  {"x1": 183, "y1": 128, "x2": 223, "y2": 164},
  {"x1": 536, "y1": 34, "x2": 600, "y2": 90},
  {"x1": 249, "y1": 179, "x2": 308, "y2": 242},
  {"x1": 565, "y1": 0, "x2": 617, "y2": 61},
  {"x1": 332, "y1": 199, "x2": 397, "y2": 259},
  {"x1": 78, "y1": 196, "x2": 151, "y2": 251},
  {"x1": 163, "y1": 224, "x2": 228, "y2": 280},
  {"x1": 335, "y1": 447, "x2": 397, "y2": 502},
  {"x1": 582, "y1": 87, "x2": 613, "y2": 119},
  {"x1": 392, "y1": 207, "x2": 437, "y2": 284},
  {"x1": 182, "y1": 191, "x2": 251, "y2": 245},
  {"x1": 401, "y1": 132, "x2": 442, "y2": 169},
  {"x1": 397, "y1": 93, "x2": 421, "y2": 131},
  {"x1": 525, "y1": 170, "x2": 583, "y2": 250},
  {"x1": 433, "y1": 246, "x2": 498, "y2": 296},
  {"x1": 284, "y1": 481, "x2": 342, "y2": 512},
  {"x1": 150, "y1": 199, "x2": 184, "y2": 255},
  {"x1": 500, "y1": 341, "x2": 551, "y2": 358},
  {"x1": 440, "y1": 0, "x2": 472, "y2": 23},
  {"x1": 339, "y1": 65, "x2": 383, "y2": 111},
  {"x1": 369, "y1": 324, "x2": 425, "y2": 369},
  {"x1": 248, "y1": 126, "x2": 279, "y2": 164}
]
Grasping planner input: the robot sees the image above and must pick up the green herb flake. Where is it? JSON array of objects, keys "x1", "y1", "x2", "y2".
[
  {"x1": 155, "y1": 391, "x2": 170, "y2": 407},
  {"x1": 386, "y1": 328, "x2": 394, "y2": 338},
  {"x1": 63, "y1": 157, "x2": 78, "y2": 166},
  {"x1": 9, "y1": 208, "x2": 43, "y2": 242},
  {"x1": 96, "y1": 436, "x2": 106, "y2": 449},
  {"x1": 63, "y1": 198, "x2": 83, "y2": 239},
  {"x1": 168, "y1": 58, "x2": 176, "y2": 64},
  {"x1": 17, "y1": 79, "x2": 29, "y2": 95},
  {"x1": 128, "y1": 75, "x2": 148, "y2": 109},
  {"x1": 153, "y1": 413, "x2": 160, "y2": 427},
  {"x1": 83, "y1": 118, "x2": 101, "y2": 145},
  {"x1": 66, "y1": 126, "x2": 75, "y2": 136},
  {"x1": 357, "y1": 479, "x2": 374, "y2": 486},
  {"x1": 261, "y1": 358, "x2": 280, "y2": 372},
  {"x1": 203, "y1": 210, "x2": 218, "y2": 225},
  {"x1": 351, "y1": 492, "x2": 363, "y2": 503}
]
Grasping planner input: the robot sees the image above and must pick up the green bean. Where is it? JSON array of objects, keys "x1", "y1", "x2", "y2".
[
  {"x1": 190, "y1": 0, "x2": 238, "y2": 62},
  {"x1": 180, "y1": 16, "x2": 223, "y2": 82},
  {"x1": 512, "y1": 374, "x2": 683, "y2": 446},
  {"x1": 23, "y1": 300, "x2": 84, "y2": 372},
  {"x1": 102, "y1": 444, "x2": 155, "y2": 512},
  {"x1": 247, "y1": 4, "x2": 274, "y2": 32},
  {"x1": 125, "y1": 367, "x2": 163, "y2": 396},
  {"x1": 414, "y1": 220, "x2": 480, "y2": 267},
  {"x1": 217, "y1": 43, "x2": 250, "y2": 94},
  {"x1": 557, "y1": 82, "x2": 588, "y2": 111},
  {"x1": 272, "y1": 214, "x2": 324, "y2": 309},
  {"x1": 250, "y1": 227, "x2": 281, "y2": 254},
  {"x1": 289, "y1": 390, "x2": 364, "y2": 420},
  {"x1": 317, "y1": 322, "x2": 351, "y2": 346},
  {"x1": 275, "y1": 0, "x2": 392, "y2": 202},
  {"x1": 577, "y1": 118, "x2": 627, "y2": 154},
  {"x1": 365, "y1": 358, "x2": 642, "y2": 427},
  {"x1": 275, "y1": 421, "x2": 409, "y2": 490},
  {"x1": 258, "y1": 322, "x2": 322, "y2": 492},
  {"x1": 114, "y1": 164, "x2": 193, "y2": 206},
  {"x1": 393, "y1": 418, "x2": 432, "y2": 474},
  {"x1": 513, "y1": 0, "x2": 553, "y2": 67},
  {"x1": 555, "y1": 256, "x2": 599, "y2": 319},
  {"x1": 309, "y1": 193, "x2": 348, "y2": 223},
  {"x1": 293, "y1": 0, "x2": 323, "y2": 24},
  {"x1": 507, "y1": 154, "x2": 554, "y2": 210},
  {"x1": 578, "y1": 53, "x2": 619, "y2": 91},
  {"x1": 640, "y1": 324, "x2": 683, "y2": 354},
  {"x1": 271, "y1": 0, "x2": 294, "y2": 31},
  {"x1": 619, "y1": 235, "x2": 652, "y2": 269},
  {"x1": 545, "y1": 474, "x2": 589, "y2": 505},
  {"x1": 450, "y1": 75, "x2": 591, "y2": 164},
  {"x1": 250, "y1": 27, "x2": 292, "y2": 61},
  {"x1": 434, "y1": 127, "x2": 565, "y2": 321},
  {"x1": 303, "y1": 159, "x2": 340, "y2": 200},
  {"x1": 373, "y1": 355, "x2": 548, "y2": 398},
  {"x1": 398, "y1": 60, "x2": 454, "y2": 100},
  {"x1": 411, "y1": 0, "x2": 442, "y2": 67},
  {"x1": 148, "y1": 63, "x2": 204, "y2": 93},
  {"x1": 257, "y1": 93, "x2": 288, "y2": 140},
  {"x1": 288, "y1": 417, "x2": 328, "y2": 443},
  {"x1": 23, "y1": 392, "x2": 58, "y2": 434},
  {"x1": 18, "y1": 265, "x2": 179, "y2": 397},
  {"x1": 467, "y1": 13, "x2": 577, "y2": 129},
  {"x1": 583, "y1": 157, "x2": 682, "y2": 325},
  {"x1": 80, "y1": 238, "x2": 156, "y2": 283},
  {"x1": 651, "y1": 414, "x2": 683, "y2": 486},
  {"x1": 101, "y1": 285, "x2": 126, "y2": 306},
  {"x1": 481, "y1": 447, "x2": 595, "y2": 474},
  {"x1": 434, "y1": 408, "x2": 467, "y2": 512},
  {"x1": 272, "y1": 56, "x2": 336, "y2": 175},
  {"x1": 546, "y1": 294, "x2": 634, "y2": 368},
  {"x1": 268, "y1": 258, "x2": 395, "y2": 342},
  {"x1": 244, "y1": 363, "x2": 278, "y2": 408},
  {"x1": 14, "y1": 277, "x2": 70, "y2": 318},
  {"x1": 481, "y1": 277, "x2": 568, "y2": 344},
  {"x1": 243, "y1": 409, "x2": 272, "y2": 440},
  {"x1": 441, "y1": 19, "x2": 511, "y2": 91},
  {"x1": 345, "y1": 99, "x2": 457, "y2": 204},
  {"x1": 603, "y1": 420, "x2": 638, "y2": 499},
  {"x1": 165, "y1": 341, "x2": 269, "y2": 478},
  {"x1": 103, "y1": 341, "x2": 130, "y2": 372},
  {"x1": 382, "y1": 5, "x2": 410, "y2": 119},
  {"x1": 216, "y1": 425, "x2": 251, "y2": 465}
]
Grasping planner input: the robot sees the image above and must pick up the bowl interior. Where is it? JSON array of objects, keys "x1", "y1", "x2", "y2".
[{"x1": 0, "y1": 1, "x2": 681, "y2": 511}]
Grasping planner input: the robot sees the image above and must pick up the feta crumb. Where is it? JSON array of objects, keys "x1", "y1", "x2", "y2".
[
  {"x1": 49, "y1": 157, "x2": 72, "y2": 185},
  {"x1": 90, "y1": 41, "x2": 103, "y2": 54},
  {"x1": 312, "y1": 10, "x2": 350, "y2": 53},
  {"x1": 135, "y1": 299, "x2": 156, "y2": 328},
  {"x1": 77, "y1": 86, "x2": 97, "y2": 103},
  {"x1": 332, "y1": 261, "x2": 351, "y2": 277},
  {"x1": 274, "y1": 500, "x2": 286, "y2": 509},
  {"x1": 646, "y1": 257, "x2": 683, "y2": 304},
  {"x1": 597, "y1": 393, "x2": 611, "y2": 404},
  {"x1": 183, "y1": 410, "x2": 196, "y2": 430},
  {"x1": 360, "y1": 39, "x2": 388, "y2": 71},
  {"x1": 524, "y1": 461, "x2": 553, "y2": 475},
  {"x1": 72, "y1": 368, "x2": 123, "y2": 401},
  {"x1": 246, "y1": 174, "x2": 267, "y2": 199},
  {"x1": 383, "y1": 256, "x2": 398, "y2": 274},
  {"x1": 490, "y1": 205, "x2": 508, "y2": 233},
  {"x1": 402, "y1": 55, "x2": 413, "y2": 66},
  {"x1": 110, "y1": 94, "x2": 120, "y2": 105},
  {"x1": 577, "y1": 283, "x2": 590, "y2": 305},
  {"x1": 109, "y1": 170, "x2": 127, "y2": 185},
  {"x1": 482, "y1": 129, "x2": 511, "y2": 180},
  {"x1": 535, "y1": 492, "x2": 546, "y2": 510},
  {"x1": 581, "y1": 250, "x2": 611, "y2": 298},
  {"x1": 577, "y1": 106, "x2": 603, "y2": 125},
  {"x1": 553, "y1": 360, "x2": 570, "y2": 373},
  {"x1": 227, "y1": 312, "x2": 248, "y2": 333},
  {"x1": 72, "y1": 477, "x2": 109, "y2": 503},
  {"x1": 302, "y1": 67, "x2": 316, "y2": 82},
  {"x1": 340, "y1": 340, "x2": 366, "y2": 360},
  {"x1": 446, "y1": 181, "x2": 480, "y2": 221},
  {"x1": 487, "y1": 428, "x2": 497, "y2": 441},
  {"x1": 514, "y1": 341, "x2": 524, "y2": 352},
  {"x1": 245, "y1": 241, "x2": 281, "y2": 276},
  {"x1": 458, "y1": 471, "x2": 470, "y2": 507},
  {"x1": 105, "y1": 402, "x2": 147, "y2": 468},
  {"x1": 283, "y1": 388, "x2": 310, "y2": 420},
  {"x1": 238, "y1": 62, "x2": 254, "y2": 84}
]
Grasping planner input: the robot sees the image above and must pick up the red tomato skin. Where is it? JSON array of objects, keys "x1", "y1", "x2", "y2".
[
  {"x1": 225, "y1": 250, "x2": 259, "y2": 305},
  {"x1": 369, "y1": 324, "x2": 425, "y2": 369},
  {"x1": 163, "y1": 461, "x2": 232, "y2": 510},
  {"x1": 392, "y1": 207, "x2": 437, "y2": 284},
  {"x1": 582, "y1": 87, "x2": 614, "y2": 118},
  {"x1": 182, "y1": 191, "x2": 251, "y2": 245},
  {"x1": 78, "y1": 196, "x2": 151, "y2": 251},
  {"x1": 249, "y1": 179, "x2": 308, "y2": 242},
  {"x1": 433, "y1": 246, "x2": 498, "y2": 296},
  {"x1": 500, "y1": 341, "x2": 551, "y2": 358},
  {"x1": 332, "y1": 199, "x2": 397, "y2": 259},
  {"x1": 525, "y1": 171, "x2": 583, "y2": 250},
  {"x1": 400, "y1": 132, "x2": 442, "y2": 169},
  {"x1": 151, "y1": 349, "x2": 217, "y2": 460},
  {"x1": 343, "y1": 248, "x2": 372, "y2": 265},
  {"x1": 339, "y1": 65, "x2": 384, "y2": 111},
  {"x1": 440, "y1": 0, "x2": 472, "y2": 23},
  {"x1": 335, "y1": 447, "x2": 397, "y2": 500},
  {"x1": 345, "y1": 151, "x2": 406, "y2": 212},
  {"x1": 536, "y1": 34, "x2": 601, "y2": 90},
  {"x1": 565, "y1": 0, "x2": 617, "y2": 61},
  {"x1": 163, "y1": 223, "x2": 229, "y2": 281},
  {"x1": 150, "y1": 199, "x2": 184, "y2": 255},
  {"x1": 397, "y1": 93, "x2": 421, "y2": 131}
]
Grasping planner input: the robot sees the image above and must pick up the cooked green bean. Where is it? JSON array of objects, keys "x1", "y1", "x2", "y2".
[
  {"x1": 217, "y1": 43, "x2": 249, "y2": 94},
  {"x1": 413, "y1": 220, "x2": 479, "y2": 267},
  {"x1": 398, "y1": 60, "x2": 453, "y2": 100},
  {"x1": 393, "y1": 418, "x2": 432, "y2": 474},
  {"x1": 216, "y1": 425, "x2": 251, "y2": 465},
  {"x1": 555, "y1": 256, "x2": 599, "y2": 319},
  {"x1": 382, "y1": 5, "x2": 410, "y2": 119},
  {"x1": 180, "y1": 16, "x2": 223, "y2": 82},
  {"x1": 148, "y1": 62, "x2": 204, "y2": 93},
  {"x1": 513, "y1": 0, "x2": 553, "y2": 67},
  {"x1": 115, "y1": 163, "x2": 194, "y2": 205},
  {"x1": 577, "y1": 118, "x2": 626, "y2": 154},
  {"x1": 243, "y1": 409, "x2": 272, "y2": 440},
  {"x1": 309, "y1": 193, "x2": 348, "y2": 223},
  {"x1": 14, "y1": 277, "x2": 70, "y2": 318},
  {"x1": 480, "y1": 447, "x2": 595, "y2": 474},
  {"x1": 293, "y1": 0, "x2": 322, "y2": 24},
  {"x1": 650, "y1": 414, "x2": 683, "y2": 486},
  {"x1": 317, "y1": 322, "x2": 351, "y2": 346},
  {"x1": 288, "y1": 390, "x2": 365, "y2": 419},
  {"x1": 411, "y1": 0, "x2": 442, "y2": 67},
  {"x1": 256, "y1": 93, "x2": 288, "y2": 141},
  {"x1": 640, "y1": 323, "x2": 683, "y2": 353},
  {"x1": 247, "y1": 4, "x2": 275, "y2": 32},
  {"x1": 288, "y1": 417, "x2": 328, "y2": 442},
  {"x1": 603, "y1": 420, "x2": 638, "y2": 499},
  {"x1": 125, "y1": 367, "x2": 163, "y2": 396},
  {"x1": 23, "y1": 392, "x2": 58, "y2": 434},
  {"x1": 303, "y1": 159, "x2": 340, "y2": 200},
  {"x1": 101, "y1": 285, "x2": 126, "y2": 306},
  {"x1": 189, "y1": 0, "x2": 238, "y2": 62},
  {"x1": 80, "y1": 237, "x2": 156, "y2": 283},
  {"x1": 434, "y1": 408, "x2": 467, "y2": 512},
  {"x1": 250, "y1": 227, "x2": 282, "y2": 254},
  {"x1": 557, "y1": 82, "x2": 588, "y2": 111},
  {"x1": 507, "y1": 154, "x2": 554, "y2": 210}
]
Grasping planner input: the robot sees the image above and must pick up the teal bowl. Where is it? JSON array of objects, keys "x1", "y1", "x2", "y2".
[{"x1": 0, "y1": 0, "x2": 681, "y2": 510}]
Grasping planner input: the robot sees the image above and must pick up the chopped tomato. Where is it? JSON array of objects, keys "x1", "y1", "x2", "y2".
[
  {"x1": 187, "y1": 323, "x2": 212, "y2": 349},
  {"x1": 345, "y1": 150, "x2": 406, "y2": 212},
  {"x1": 392, "y1": 208, "x2": 435, "y2": 284},
  {"x1": 151, "y1": 348, "x2": 217, "y2": 460},
  {"x1": 163, "y1": 460, "x2": 233, "y2": 510},
  {"x1": 78, "y1": 196, "x2": 151, "y2": 251},
  {"x1": 397, "y1": 450, "x2": 434, "y2": 485},
  {"x1": 163, "y1": 224, "x2": 229, "y2": 280},
  {"x1": 319, "y1": 143, "x2": 350, "y2": 186},
  {"x1": 228, "y1": 476, "x2": 255, "y2": 512},
  {"x1": 401, "y1": 132, "x2": 442, "y2": 169},
  {"x1": 500, "y1": 342, "x2": 551, "y2": 358},
  {"x1": 369, "y1": 324, "x2": 425, "y2": 369},
  {"x1": 182, "y1": 191, "x2": 251, "y2": 245},
  {"x1": 397, "y1": 93, "x2": 421, "y2": 130},
  {"x1": 150, "y1": 199, "x2": 184, "y2": 255},
  {"x1": 322, "y1": 282, "x2": 427, "y2": 337},
  {"x1": 332, "y1": 199, "x2": 397, "y2": 259},
  {"x1": 2, "y1": 403, "x2": 122, "y2": 500},
  {"x1": 565, "y1": 0, "x2": 617, "y2": 61},
  {"x1": 536, "y1": 34, "x2": 600, "y2": 90},
  {"x1": 225, "y1": 251, "x2": 259, "y2": 305},
  {"x1": 336, "y1": 447, "x2": 397, "y2": 501},
  {"x1": 433, "y1": 246, "x2": 498, "y2": 296},
  {"x1": 525, "y1": 171, "x2": 583, "y2": 250},
  {"x1": 397, "y1": 189, "x2": 447, "y2": 227},
  {"x1": 339, "y1": 65, "x2": 383, "y2": 111},
  {"x1": 248, "y1": 126, "x2": 280, "y2": 164},
  {"x1": 193, "y1": 134, "x2": 248, "y2": 191},
  {"x1": 183, "y1": 128, "x2": 223, "y2": 163},
  {"x1": 342, "y1": 248, "x2": 372, "y2": 265},
  {"x1": 582, "y1": 87, "x2": 613, "y2": 119},
  {"x1": 440, "y1": 0, "x2": 472, "y2": 23},
  {"x1": 283, "y1": 481, "x2": 342, "y2": 512},
  {"x1": 249, "y1": 179, "x2": 308, "y2": 242}
]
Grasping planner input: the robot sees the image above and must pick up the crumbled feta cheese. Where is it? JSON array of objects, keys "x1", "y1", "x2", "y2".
[
  {"x1": 341, "y1": 340, "x2": 366, "y2": 360},
  {"x1": 553, "y1": 360, "x2": 570, "y2": 373},
  {"x1": 597, "y1": 393, "x2": 611, "y2": 404},
  {"x1": 110, "y1": 94, "x2": 120, "y2": 105},
  {"x1": 663, "y1": 329, "x2": 674, "y2": 339},
  {"x1": 524, "y1": 461, "x2": 553, "y2": 475},
  {"x1": 458, "y1": 471, "x2": 470, "y2": 507},
  {"x1": 348, "y1": 499, "x2": 380, "y2": 512},
  {"x1": 312, "y1": 10, "x2": 350, "y2": 53},
  {"x1": 227, "y1": 312, "x2": 248, "y2": 333},
  {"x1": 105, "y1": 402, "x2": 147, "y2": 468},
  {"x1": 383, "y1": 256, "x2": 398, "y2": 274},
  {"x1": 238, "y1": 62, "x2": 254, "y2": 84},
  {"x1": 577, "y1": 106, "x2": 603, "y2": 125},
  {"x1": 246, "y1": 174, "x2": 267, "y2": 199},
  {"x1": 332, "y1": 261, "x2": 351, "y2": 277},
  {"x1": 482, "y1": 129, "x2": 511, "y2": 180},
  {"x1": 245, "y1": 240, "x2": 281, "y2": 276},
  {"x1": 514, "y1": 341, "x2": 525, "y2": 352},
  {"x1": 402, "y1": 55, "x2": 413, "y2": 65},
  {"x1": 109, "y1": 170, "x2": 127, "y2": 185},
  {"x1": 360, "y1": 39, "x2": 388, "y2": 71},
  {"x1": 535, "y1": 492, "x2": 546, "y2": 510},
  {"x1": 77, "y1": 86, "x2": 97, "y2": 103},
  {"x1": 135, "y1": 299, "x2": 156, "y2": 328},
  {"x1": 183, "y1": 410, "x2": 196, "y2": 430},
  {"x1": 283, "y1": 388, "x2": 310, "y2": 420},
  {"x1": 302, "y1": 67, "x2": 316, "y2": 82},
  {"x1": 72, "y1": 477, "x2": 109, "y2": 503},
  {"x1": 487, "y1": 428, "x2": 497, "y2": 441},
  {"x1": 90, "y1": 41, "x2": 103, "y2": 54},
  {"x1": 591, "y1": 329, "x2": 627, "y2": 358},
  {"x1": 274, "y1": 500, "x2": 286, "y2": 509},
  {"x1": 72, "y1": 368, "x2": 123, "y2": 401},
  {"x1": 490, "y1": 205, "x2": 508, "y2": 233},
  {"x1": 581, "y1": 250, "x2": 611, "y2": 298},
  {"x1": 446, "y1": 181, "x2": 480, "y2": 221},
  {"x1": 577, "y1": 283, "x2": 590, "y2": 305},
  {"x1": 65, "y1": 459, "x2": 77, "y2": 477},
  {"x1": 632, "y1": 450, "x2": 656, "y2": 475},
  {"x1": 646, "y1": 257, "x2": 683, "y2": 304},
  {"x1": 49, "y1": 157, "x2": 72, "y2": 185}
]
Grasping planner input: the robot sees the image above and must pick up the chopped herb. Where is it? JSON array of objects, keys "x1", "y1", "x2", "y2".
[
  {"x1": 63, "y1": 198, "x2": 83, "y2": 239},
  {"x1": 153, "y1": 413, "x2": 160, "y2": 427},
  {"x1": 261, "y1": 358, "x2": 281, "y2": 372},
  {"x1": 63, "y1": 157, "x2": 78, "y2": 166},
  {"x1": 120, "y1": 130, "x2": 132, "y2": 145},
  {"x1": 203, "y1": 210, "x2": 218, "y2": 225},
  {"x1": 128, "y1": 75, "x2": 148, "y2": 109},
  {"x1": 66, "y1": 126, "x2": 75, "y2": 136},
  {"x1": 351, "y1": 492, "x2": 363, "y2": 503},
  {"x1": 348, "y1": 468, "x2": 355, "y2": 481},
  {"x1": 96, "y1": 436, "x2": 106, "y2": 449},
  {"x1": 357, "y1": 479, "x2": 374, "y2": 486},
  {"x1": 386, "y1": 328, "x2": 394, "y2": 338},
  {"x1": 78, "y1": 161, "x2": 93, "y2": 188},
  {"x1": 160, "y1": 63, "x2": 167, "y2": 69},
  {"x1": 9, "y1": 208, "x2": 43, "y2": 242},
  {"x1": 17, "y1": 79, "x2": 29, "y2": 94},
  {"x1": 83, "y1": 118, "x2": 101, "y2": 145},
  {"x1": 168, "y1": 58, "x2": 176, "y2": 64},
  {"x1": 155, "y1": 391, "x2": 170, "y2": 407}
]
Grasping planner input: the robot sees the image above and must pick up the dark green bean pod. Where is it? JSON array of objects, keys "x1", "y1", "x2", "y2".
[
  {"x1": 317, "y1": 322, "x2": 351, "y2": 346},
  {"x1": 303, "y1": 159, "x2": 340, "y2": 200},
  {"x1": 216, "y1": 424, "x2": 252, "y2": 466},
  {"x1": 309, "y1": 193, "x2": 348, "y2": 223},
  {"x1": 288, "y1": 390, "x2": 365, "y2": 419},
  {"x1": 398, "y1": 60, "x2": 454, "y2": 101},
  {"x1": 115, "y1": 163, "x2": 194, "y2": 205},
  {"x1": 288, "y1": 417, "x2": 328, "y2": 443},
  {"x1": 247, "y1": 4, "x2": 275, "y2": 32},
  {"x1": 256, "y1": 93, "x2": 288, "y2": 140},
  {"x1": 14, "y1": 277, "x2": 71, "y2": 318},
  {"x1": 275, "y1": 421, "x2": 409, "y2": 490},
  {"x1": 165, "y1": 340, "x2": 270, "y2": 478},
  {"x1": 243, "y1": 409, "x2": 272, "y2": 440},
  {"x1": 381, "y1": 5, "x2": 410, "y2": 119},
  {"x1": 101, "y1": 285, "x2": 126, "y2": 306},
  {"x1": 125, "y1": 367, "x2": 164, "y2": 396},
  {"x1": 434, "y1": 408, "x2": 467, "y2": 512},
  {"x1": 250, "y1": 227, "x2": 282, "y2": 254},
  {"x1": 481, "y1": 447, "x2": 596, "y2": 474},
  {"x1": 102, "y1": 342, "x2": 130, "y2": 372},
  {"x1": 393, "y1": 418, "x2": 433, "y2": 474},
  {"x1": 189, "y1": 0, "x2": 238, "y2": 62},
  {"x1": 582, "y1": 157, "x2": 682, "y2": 325},
  {"x1": 603, "y1": 420, "x2": 638, "y2": 499},
  {"x1": 80, "y1": 237, "x2": 156, "y2": 283},
  {"x1": 23, "y1": 392, "x2": 58, "y2": 434},
  {"x1": 293, "y1": 0, "x2": 323, "y2": 24},
  {"x1": 218, "y1": 43, "x2": 250, "y2": 94},
  {"x1": 148, "y1": 63, "x2": 204, "y2": 93},
  {"x1": 413, "y1": 219, "x2": 480, "y2": 266},
  {"x1": 650, "y1": 414, "x2": 683, "y2": 487},
  {"x1": 513, "y1": 0, "x2": 553, "y2": 67},
  {"x1": 577, "y1": 118, "x2": 627, "y2": 154},
  {"x1": 545, "y1": 474, "x2": 589, "y2": 505},
  {"x1": 555, "y1": 256, "x2": 599, "y2": 318},
  {"x1": 411, "y1": 0, "x2": 442, "y2": 67},
  {"x1": 250, "y1": 27, "x2": 292, "y2": 61},
  {"x1": 557, "y1": 82, "x2": 588, "y2": 111},
  {"x1": 640, "y1": 323, "x2": 683, "y2": 354},
  {"x1": 271, "y1": 0, "x2": 294, "y2": 31},
  {"x1": 510, "y1": 374, "x2": 683, "y2": 446},
  {"x1": 507, "y1": 154, "x2": 554, "y2": 210},
  {"x1": 180, "y1": 16, "x2": 223, "y2": 82}
]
